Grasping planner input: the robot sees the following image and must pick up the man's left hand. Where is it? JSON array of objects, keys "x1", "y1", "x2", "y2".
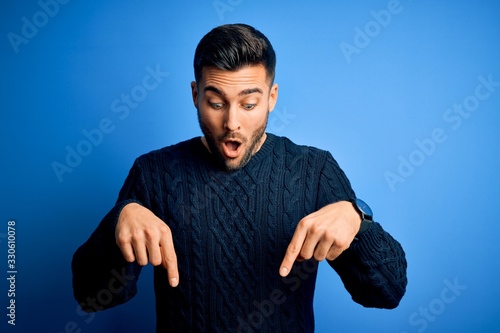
[{"x1": 279, "y1": 200, "x2": 361, "y2": 277}]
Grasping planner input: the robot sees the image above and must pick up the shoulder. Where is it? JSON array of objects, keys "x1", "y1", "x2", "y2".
[
  {"x1": 270, "y1": 134, "x2": 331, "y2": 161},
  {"x1": 133, "y1": 137, "x2": 202, "y2": 168},
  {"x1": 140, "y1": 137, "x2": 200, "y2": 158},
  {"x1": 267, "y1": 134, "x2": 339, "y2": 177}
]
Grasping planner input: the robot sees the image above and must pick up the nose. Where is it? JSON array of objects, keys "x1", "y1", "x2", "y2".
[{"x1": 224, "y1": 105, "x2": 241, "y2": 132}]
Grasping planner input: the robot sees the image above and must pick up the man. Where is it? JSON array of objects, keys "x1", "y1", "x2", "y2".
[{"x1": 72, "y1": 23, "x2": 407, "y2": 332}]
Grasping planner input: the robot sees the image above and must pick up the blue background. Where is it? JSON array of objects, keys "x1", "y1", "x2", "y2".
[{"x1": 1, "y1": 0, "x2": 499, "y2": 332}]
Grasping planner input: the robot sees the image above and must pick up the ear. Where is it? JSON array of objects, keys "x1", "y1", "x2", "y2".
[
  {"x1": 190, "y1": 81, "x2": 199, "y2": 108},
  {"x1": 268, "y1": 83, "x2": 279, "y2": 113}
]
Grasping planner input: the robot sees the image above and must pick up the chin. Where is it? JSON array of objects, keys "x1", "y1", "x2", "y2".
[
  {"x1": 220, "y1": 157, "x2": 242, "y2": 171},
  {"x1": 221, "y1": 153, "x2": 251, "y2": 171}
]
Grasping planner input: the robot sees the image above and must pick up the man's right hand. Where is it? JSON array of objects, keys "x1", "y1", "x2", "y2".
[{"x1": 115, "y1": 202, "x2": 179, "y2": 287}]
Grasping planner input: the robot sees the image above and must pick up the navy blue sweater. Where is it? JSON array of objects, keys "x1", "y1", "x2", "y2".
[{"x1": 72, "y1": 134, "x2": 407, "y2": 332}]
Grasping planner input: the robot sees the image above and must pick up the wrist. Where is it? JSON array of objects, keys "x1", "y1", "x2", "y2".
[{"x1": 351, "y1": 198, "x2": 373, "y2": 240}]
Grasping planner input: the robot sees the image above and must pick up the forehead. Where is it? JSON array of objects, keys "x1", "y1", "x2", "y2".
[{"x1": 199, "y1": 65, "x2": 270, "y2": 95}]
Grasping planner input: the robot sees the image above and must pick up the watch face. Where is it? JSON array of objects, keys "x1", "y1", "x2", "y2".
[{"x1": 356, "y1": 198, "x2": 373, "y2": 220}]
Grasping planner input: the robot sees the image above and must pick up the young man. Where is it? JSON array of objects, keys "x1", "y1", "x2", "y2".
[{"x1": 72, "y1": 23, "x2": 407, "y2": 332}]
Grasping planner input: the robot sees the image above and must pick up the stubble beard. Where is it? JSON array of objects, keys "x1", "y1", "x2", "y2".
[{"x1": 197, "y1": 110, "x2": 269, "y2": 171}]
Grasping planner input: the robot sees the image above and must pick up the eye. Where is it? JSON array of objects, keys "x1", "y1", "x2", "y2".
[
  {"x1": 209, "y1": 102, "x2": 224, "y2": 110},
  {"x1": 242, "y1": 104, "x2": 256, "y2": 111}
]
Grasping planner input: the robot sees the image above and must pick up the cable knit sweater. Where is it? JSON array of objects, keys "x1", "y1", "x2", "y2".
[{"x1": 72, "y1": 133, "x2": 407, "y2": 333}]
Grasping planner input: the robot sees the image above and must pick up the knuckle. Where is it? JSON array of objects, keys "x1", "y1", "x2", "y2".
[
  {"x1": 116, "y1": 233, "x2": 130, "y2": 246},
  {"x1": 137, "y1": 258, "x2": 148, "y2": 266},
  {"x1": 131, "y1": 229, "x2": 145, "y2": 240},
  {"x1": 163, "y1": 250, "x2": 177, "y2": 263},
  {"x1": 289, "y1": 242, "x2": 300, "y2": 253},
  {"x1": 309, "y1": 223, "x2": 323, "y2": 235},
  {"x1": 324, "y1": 230, "x2": 336, "y2": 243},
  {"x1": 158, "y1": 224, "x2": 171, "y2": 237},
  {"x1": 329, "y1": 246, "x2": 346, "y2": 260},
  {"x1": 150, "y1": 257, "x2": 162, "y2": 266},
  {"x1": 299, "y1": 216, "x2": 312, "y2": 228},
  {"x1": 141, "y1": 226, "x2": 152, "y2": 236},
  {"x1": 335, "y1": 239, "x2": 349, "y2": 250},
  {"x1": 143, "y1": 229, "x2": 158, "y2": 243},
  {"x1": 326, "y1": 248, "x2": 341, "y2": 261},
  {"x1": 299, "y1": 250, "x2": 311, "y2": 260},
  {"x1": 326, "y1": 253, "x2": 337, "y2": 261},
  {"x1": 123, "y1": 254, "x2": 135, "y2": 263},
  {"x1": 314, "y1": 253, "x2": 326, "y2": 261}
]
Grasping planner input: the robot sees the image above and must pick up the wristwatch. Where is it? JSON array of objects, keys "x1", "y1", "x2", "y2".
[{"x1": 352, "y1": 198, "x2": 373, "y2": 240}]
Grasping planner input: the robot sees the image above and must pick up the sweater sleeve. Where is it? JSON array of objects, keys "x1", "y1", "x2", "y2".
[
  {"x1": 328, "y1": 223, "x2": 407, "y2": 309},
  {"x1": 71, "y1": 158, "x2": 149, "y2": 312},
  {"x1": 318, "y1": 152, "x2": 408, "y2": 309}
]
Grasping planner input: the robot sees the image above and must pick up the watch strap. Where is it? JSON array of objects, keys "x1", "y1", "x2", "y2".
[{"x1": 352, "y1": 198, "x2": 373, "y2": 240}]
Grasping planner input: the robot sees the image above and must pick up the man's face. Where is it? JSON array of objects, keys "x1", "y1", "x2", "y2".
[{"x1": 191, "y1": 65, "x2": 278, "y2": 171}]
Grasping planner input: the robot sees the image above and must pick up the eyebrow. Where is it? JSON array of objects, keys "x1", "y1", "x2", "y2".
[
  {"x1": 204, "y1": 86, "x2": 263, "y2": 96},
  {"x1": 239, "y1": 88, "x2": 263, "y2": 96}
]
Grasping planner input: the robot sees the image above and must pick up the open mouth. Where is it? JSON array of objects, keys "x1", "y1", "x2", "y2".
[{"x1": 222, "y1": 140, "x2": 242, "y2": 158}]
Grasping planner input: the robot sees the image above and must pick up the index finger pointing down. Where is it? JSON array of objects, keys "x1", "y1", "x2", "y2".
[
  {"x1": 279, "y1": 227, "x2": 307, "y2": 277},
  {"x1": 160, "y1": 234, "x2": 179, "y2": 287}
]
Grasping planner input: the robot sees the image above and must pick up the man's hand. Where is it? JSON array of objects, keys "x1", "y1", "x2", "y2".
[
  {"x1": 115, "y1": 203, "x2": 179, "y2": 287},
  {"x1": 279, "y1": 201, "x2": 361, "y2": 277}
]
